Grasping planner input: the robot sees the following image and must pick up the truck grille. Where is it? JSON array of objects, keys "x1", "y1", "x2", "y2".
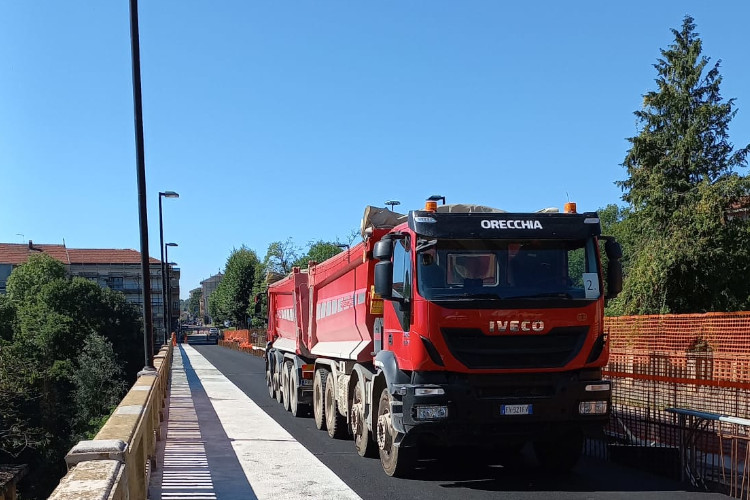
[{"x1": 441, "y1": 327, "x2": 588, "y2": 369}]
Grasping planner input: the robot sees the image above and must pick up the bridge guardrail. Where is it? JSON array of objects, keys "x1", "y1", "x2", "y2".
[{"x1": 48, "y1": 343, "x2": 173, "y2": 500}]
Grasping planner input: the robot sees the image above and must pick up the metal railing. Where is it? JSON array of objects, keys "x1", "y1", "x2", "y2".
[{"x1": 48, "y1": 344, "x2": 173, "y2": 499}]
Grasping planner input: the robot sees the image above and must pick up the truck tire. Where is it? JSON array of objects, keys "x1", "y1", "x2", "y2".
[
  {"x1": 313, "y1": 368, "x2": 328, "y2": 430},
  {"x1": 282, "y1": 361, "x2": 292, "y2": 412},
  {"x1": 266, "y1": 359, "x2": 275, "y2": 399},
  {"x1": 289, "y1": 369, "x2": 307, "y2": 417},
  {"x1": 352, "y1": 383, "x2": 377, "y2": 457},
  {"x1": 274, "y1": 359, "x2": 284, "y2": 405},
  {"x1": 376, "y1": 388, "x2": 416, "y2": 477},
  {"x1": 533, "y1": 430, "x2": 583, "y2": 472},
  {"x1": 325, "y1": 372, "x2": 347, "y2": 439}
]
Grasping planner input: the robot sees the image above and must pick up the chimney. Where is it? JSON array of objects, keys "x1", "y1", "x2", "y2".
[{"x1": 28, "y1": 240, "x2": 33, "y2": 250}]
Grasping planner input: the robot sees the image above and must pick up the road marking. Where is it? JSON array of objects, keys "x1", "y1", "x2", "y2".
[{"x1": 181, "y1": 344, "x2": 362, "y2": 500}]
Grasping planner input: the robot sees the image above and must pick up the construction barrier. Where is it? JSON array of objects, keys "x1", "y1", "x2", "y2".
[
  {"x1": 219, "y1": 329, "x2": 266, "y2": 357},
  {"x1": 601, "y1": 312, "x2": 750, "y2": 496}
]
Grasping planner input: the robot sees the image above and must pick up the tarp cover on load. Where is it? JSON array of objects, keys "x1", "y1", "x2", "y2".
[
  {"x1": 361, "y1": 206, "x2": 407, "y2": 238},
  {"x1": 435, "y1": 204, "x2": 507, "y2": 214},
  {"x1": 361, "y1": 203, "x2": 560, "y2": 238}
]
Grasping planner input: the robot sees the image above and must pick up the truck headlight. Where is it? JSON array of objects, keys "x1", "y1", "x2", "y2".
[
  {"x1": 585, "y1": 383, "x2": 610, "y2": 392},
  {"x1": 578, "y1": 401, "x2": 608, "y2": 415},
  {"x1": 415, "y1": 387, "x2": 445, "y2": 396},
  {"x1": 414, "y1": 405, "x2": 449, "y2": 420}
]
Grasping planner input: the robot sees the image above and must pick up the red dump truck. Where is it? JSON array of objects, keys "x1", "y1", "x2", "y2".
[{"x1": 265, "y1": 198, "x2": 622, "y2": 477}]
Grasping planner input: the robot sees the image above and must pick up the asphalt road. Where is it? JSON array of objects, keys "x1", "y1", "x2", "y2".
[{"x1": 193, "y1": 345, "x2": 727, "y2": 500}]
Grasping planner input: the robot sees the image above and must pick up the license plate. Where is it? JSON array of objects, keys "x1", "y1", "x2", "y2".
[
  {"x1": 301, "y1": 379, "x2": 313, "y2": 386},
  {"x1": 501, "y1": 404, "x2": 533, "y2": 415}
]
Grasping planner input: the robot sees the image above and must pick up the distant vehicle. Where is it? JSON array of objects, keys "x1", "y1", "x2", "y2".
[
  {"x1": 208, "y1": 327, "x2": 219, "y2": 344},
  {"x1": 209, "y1": 327, "x2": 219, "y2": 334}
]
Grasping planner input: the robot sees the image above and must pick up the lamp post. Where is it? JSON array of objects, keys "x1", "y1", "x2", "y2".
[
  {"x1": 128, "y1": 0, "x2": 155, "y2": 371},
  {"x1": 165, "y1": 243, "x2": 178, "y2": 336},
  {"x1": 385, "y1": 200, "x2": 400, "y2": 212},
  {"x1": 158, "y1": 191, "x2": 179, "y2": 345},
  {"x1": 167, "y1": 261, "x2": 178, "y2": 337}
]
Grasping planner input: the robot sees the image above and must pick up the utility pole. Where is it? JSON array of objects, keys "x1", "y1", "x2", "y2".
[{"x1": 129, "y1": 0, "x2": 154, "y2": 370}]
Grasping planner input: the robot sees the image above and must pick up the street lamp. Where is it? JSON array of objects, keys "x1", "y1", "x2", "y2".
[
  {"x1": 165, "y1": 242, "x2": 178, "y2": 337},
  {"x1": 128, "y1": 0, "x2": 156, "y2": 371},
  {"x1": 167, "y1": 261, "x2": 178, "y2": 337},
  {"x1": 158, "y1": 191, "x2": 179, "y2": 345}
]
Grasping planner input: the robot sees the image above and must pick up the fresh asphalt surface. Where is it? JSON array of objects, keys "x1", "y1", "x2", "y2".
[{"x1": 193, "y1": 345, "x2": 727, "y2": 500}]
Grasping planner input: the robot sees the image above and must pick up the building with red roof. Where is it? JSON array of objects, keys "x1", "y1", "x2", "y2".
[{"x1": 0, "y1": 241, "x2": 179, "y2": 345}]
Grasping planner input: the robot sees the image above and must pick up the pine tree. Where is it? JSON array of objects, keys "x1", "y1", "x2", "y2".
[{"x1": 613, "y1": 16, "x2": 750, "y2": 314}]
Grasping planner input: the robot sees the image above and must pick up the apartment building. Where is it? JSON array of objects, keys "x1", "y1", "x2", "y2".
[
  {"x1": 200, "y1": 272, "x2": 223, "y2": 325},
  {"x1": 0, "y1": 241, "x2": 178, "y2": 345}
]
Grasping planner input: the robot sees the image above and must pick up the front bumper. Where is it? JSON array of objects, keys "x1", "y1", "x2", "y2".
[{"x1": 390, "y1": 370, "x2": 611, "y2": 447}]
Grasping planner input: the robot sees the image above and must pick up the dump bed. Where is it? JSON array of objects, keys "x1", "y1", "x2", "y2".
[
  {"x1": 267, "y1": 231, "x2": 388, "y2": 362},
  {"x1": 267, "y1": 269, "x2": 310, "y2": 357},
  {"x1": 306, "y1": 241, "x2": 380, "y2": 362}
]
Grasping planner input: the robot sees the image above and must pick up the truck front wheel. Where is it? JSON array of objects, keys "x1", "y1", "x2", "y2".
[
  {"x1": 313, "y1": 368, "x2": 328, "y2": 430},
  {"x1": 376, "y1": 388, "x2": 415, "y2": 477}
]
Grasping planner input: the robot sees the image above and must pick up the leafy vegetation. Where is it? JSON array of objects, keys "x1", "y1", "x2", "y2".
[
  {"x1": 186, "y1": 288, "x2": 202, "y2": 318},
  {"x1": 606, "y1": 16, "x2": 750, "y2": 315},
  {"x1": 0, "y1": 254, "x2": 143, "y2": 498},
  {"x1": 208, "y1": 246, "x2": 261, "y2": 328}
]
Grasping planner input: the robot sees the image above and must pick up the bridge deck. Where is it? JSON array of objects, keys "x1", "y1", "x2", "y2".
[{"x1": 148, "y1": 344, "x2": 361, "y2": 500}]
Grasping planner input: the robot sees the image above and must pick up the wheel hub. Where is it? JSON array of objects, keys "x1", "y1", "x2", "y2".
[
  {"x1": 351, "y1": 402, "x2": 363, "y2": 434},
  {"x1": 377, "y1": 413, "x2": 392, "y2": 450}
]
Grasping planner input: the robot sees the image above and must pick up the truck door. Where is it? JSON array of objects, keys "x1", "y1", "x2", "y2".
[{"x1": 384, "y1": 237, "x2": 412, "y2": 349}]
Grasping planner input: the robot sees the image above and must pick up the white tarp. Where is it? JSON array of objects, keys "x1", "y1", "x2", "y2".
[
  {"x1": 360, "y1": 203, "x2": 560, "y2": 238},
  {"x1": 360, "y1": 206, "x2": 406, "y2": 237}
]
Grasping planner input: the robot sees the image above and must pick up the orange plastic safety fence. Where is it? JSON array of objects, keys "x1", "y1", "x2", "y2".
[
  {"x1": 604, "y1": 311, "x2": 750, "y2": 425},
  {"x1": 223, "y1": 329, "x2": 250, "y2": 344}
]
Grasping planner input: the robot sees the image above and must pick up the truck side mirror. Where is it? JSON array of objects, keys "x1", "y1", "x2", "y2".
[
  {"x1": 604, "y1": 239, "x2": 623, "y2": 260},
  {"x1": 373, "y1": 240, "x2": 393, "y2": 261},
  {"x1": 374, "y1": 261, "x2": 394, "y2": 299},
  {"x1": 603, "y1": 238, "x2": 623, "y2": 299},
  {"x1": 607, "y1": 259, "x2": 623, "y2": 299}
]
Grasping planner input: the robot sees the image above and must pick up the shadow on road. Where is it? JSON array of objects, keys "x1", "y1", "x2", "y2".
[
  {"x1": 402, "y1": 447, "x2": 716, "y2": 496},
  {"x1": 176, "y1": 345, "x2": 258, "y2": 499}
]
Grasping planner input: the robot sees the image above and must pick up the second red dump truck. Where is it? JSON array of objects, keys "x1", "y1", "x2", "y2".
[{"x1": 265, "y1": 197, "x2": 622, "y2": 477}]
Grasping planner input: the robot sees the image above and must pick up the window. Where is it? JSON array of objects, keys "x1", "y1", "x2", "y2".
[
  {"x1": 447, "y1": 253, "x2": 498, "y2": 286},
  {"x1": 392, "y1": 238, "x2": 411, "y2": 301},
  {"x1": 417, "y1": 237, "x2": 600, "y2": 303},
  {"x1": 109, "y1": 277, "x2": 124, "y2": 290}
]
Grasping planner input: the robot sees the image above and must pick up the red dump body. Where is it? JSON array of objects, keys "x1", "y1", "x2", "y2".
[
  {"x1": 267, "y1": 269, "x2": 310, "y2": 356},
  {"x1": 267, "y1": 231, "x2": 387, "y2": 362}
]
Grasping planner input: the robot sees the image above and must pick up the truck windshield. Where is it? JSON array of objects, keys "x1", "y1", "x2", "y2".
[{"x1": 416, "y1": 238, "x2": 600, "y2": 301}]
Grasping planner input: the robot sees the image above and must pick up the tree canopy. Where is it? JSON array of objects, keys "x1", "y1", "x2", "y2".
[
  {"x1": 186, "y1": 288, "x2": 202, "y2": 318},
  {"x1": 209, "y1": 246, "x2": 260, "y2": 328},
  {"x1": 610, "y1": 16, "x2": 750, "y2": 315},
  {"x1": 292, "y1": 240, "x2": 343, "y2": 268},
  {"x1": 0, "y1": 254, "x2": 143, "y2": 498}
]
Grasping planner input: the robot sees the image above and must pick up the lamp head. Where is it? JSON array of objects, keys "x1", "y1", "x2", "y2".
[{"x1": 161, "y1": 191, "x2": 180, "y2": 198}]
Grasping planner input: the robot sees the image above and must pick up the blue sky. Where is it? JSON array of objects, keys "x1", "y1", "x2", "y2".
[{"x1": 1, "y1": 2, "x2": 749, "y2": 299}]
